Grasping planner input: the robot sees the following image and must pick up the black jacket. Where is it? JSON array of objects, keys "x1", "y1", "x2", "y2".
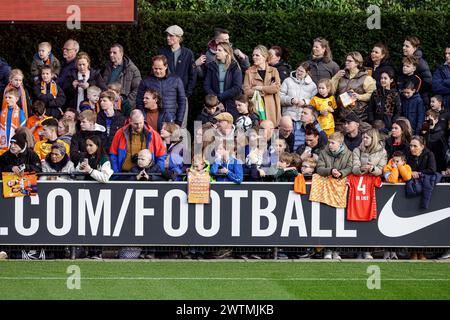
[
  {"x1": 203, "y1": 60, "x2": 243, "y2": 119},
  {"x1": 96, "y1": 111, "x2": 126, "y2": 153},
  {"x1": 0, "y1": 148, "x2": 42, "y2": 173},
  {"x1": 159, "y1": 47, "x2": 197, "y2": 97},
  {"x1": 32, "y1": 81, "x2": 66, "y2": 118},
  {"x1": 62, "y1": 68, "x2": 107, "y2": 109},
  {"x1": 271, "y1": 60, "x2": 292, "y2": 83},
  {"x1": 407, "y1": 148, "x2": 436, "y2": 174},
  {"x1": 69, "y1": 125, "x2": 106, "y2": 166}
]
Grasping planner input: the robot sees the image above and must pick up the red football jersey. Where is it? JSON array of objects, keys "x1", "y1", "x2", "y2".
[{"x1": 346, "y1": 175, "x2": 382, "y2": 221}]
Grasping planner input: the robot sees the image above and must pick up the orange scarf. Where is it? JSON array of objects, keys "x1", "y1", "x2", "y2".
[
  {"x1": 41, "y1": 80, "x2": 58, "y2": 98},
  {"x1": 0, "y1": 104, "x2": 22, "y2": 150},
  {"x1": 2, "y1": 83, "x2": 28, "y2": 119}
]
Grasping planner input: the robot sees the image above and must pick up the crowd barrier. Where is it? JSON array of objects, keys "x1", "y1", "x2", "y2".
[{"x1": 1, "y1": 180, "x2": 449, "y2": 248}]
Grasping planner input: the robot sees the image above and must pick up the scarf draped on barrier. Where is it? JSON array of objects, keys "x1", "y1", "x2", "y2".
[{"x1": 309, "y1": 173, "x2": 348, "y2": 208}]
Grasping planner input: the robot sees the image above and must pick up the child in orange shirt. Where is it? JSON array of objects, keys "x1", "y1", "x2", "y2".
[
  {"x1": 383, "y1": 151, "x2": 412, "y2": 183},
  {"x1": 26, "y1": 100, "x2": 52, "y2": 142},
  {"x1": 310, "y1": 79, "x2": 337, "y2": 136}
]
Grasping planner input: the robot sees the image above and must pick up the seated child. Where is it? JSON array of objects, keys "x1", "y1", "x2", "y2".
[
  {"x1": 383, "y1": 151, "x2": 412, "y2": 183},
  {"x1": 31, "y1": 42, "x2": 60, "y2": 84},
  {"x1": 196, "y1": 94, "x2": 221, "y2": 127},
  {"x1": 32, "y1": 65, "x2": 65, "y2": 118},
  {"x1": 130, "y1": 149, "x2": 165, "y2": 181},
  {"x1": 211, "y1": 143, "x2": 243, "y2": 184},
  {"x1": 79, "y1": 86, "x2": 101, "y2": 112},
  {"x1": 274, "y1": 152, "x2": 298, "y2": 182},
  {"x1": 26, "y1": 100, "x2": 52, "y2": 142}
]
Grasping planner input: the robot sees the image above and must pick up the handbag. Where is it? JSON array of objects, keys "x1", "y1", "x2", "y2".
[{"x1": 251, "y1": 90, "x2": 266, "y2": 120}]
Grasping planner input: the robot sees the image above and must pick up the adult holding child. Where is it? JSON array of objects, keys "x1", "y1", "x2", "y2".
[{"x1": 62, "y1": 52, "x2": 107, "y2": 111}]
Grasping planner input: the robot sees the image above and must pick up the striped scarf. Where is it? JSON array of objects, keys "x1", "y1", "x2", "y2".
[
  {"x1": 41, "y1": 80, "x2": 58, "y2": 98},
  {"x1": 0, "y1": 104, "x2": 22, "y2": 149},
  {"x1": 2, "y1": 83, "x2": 28, "y2": 118}
]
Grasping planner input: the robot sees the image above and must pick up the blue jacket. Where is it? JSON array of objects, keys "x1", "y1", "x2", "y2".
[
  {"x1": 432, "y1": 63, "x2": 450, "y2": 112},
  {"x1": 159, "y1": 47, "x2": 197, "y2": 97},
  {"x1": 136, "y1": 74, "x2": 186, "y2": 126},
  {"x1": 164, "y1": 140, "x2": 187, "y2": 180},
  {"x1": 203, "y1": 60, "x2": 243, "y2": 119},
  {"x1": 210, "y1": 156, "x2": 243, "y2": 184},
  {"x1": 401, "y1": 92, "x2": 425, "y2": 135},
  {"x1": 0, "y1": 57, "x2": 11, "y2": 94},
  {"x1": 57, "y1": 58, "x2": 77, "y2": 87}
]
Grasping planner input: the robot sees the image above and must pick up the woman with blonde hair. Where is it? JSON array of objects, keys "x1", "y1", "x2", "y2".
[
  {"x1": 243, "y1": 45, "x2": 281, "y2": 126},
  {"x1": 204, "y1": 42, "x2": 242, "y2": 119},
  {"x1": 352, "y1": 128, "x2": 387, "y2": 176}
]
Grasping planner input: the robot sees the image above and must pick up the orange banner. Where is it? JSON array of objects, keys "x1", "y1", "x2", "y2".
[{"x1": 0, "y1": 0, "x2": 135, "y2": 23}]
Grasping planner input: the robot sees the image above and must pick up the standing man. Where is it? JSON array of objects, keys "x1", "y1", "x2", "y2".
[
  {"x1": 103, "y1": 43, "x2": 142, "y2": 108},
  {"x1": 159, "y1": 25, "x2": 196, "y2": 128},
  {"x1": 195, "y1": 28, "x2": 250, "y2": 78},
  {"x1": 57, "y1": 39, "x2": 79, "y2": 87},
  {"x1": 136, "y1": 55, "x2": 186, "y2": 129}
]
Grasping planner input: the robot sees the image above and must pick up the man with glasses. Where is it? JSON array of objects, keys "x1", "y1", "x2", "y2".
[{"x1": 57, "y1": 39, "x2": 79, "y2": 87}]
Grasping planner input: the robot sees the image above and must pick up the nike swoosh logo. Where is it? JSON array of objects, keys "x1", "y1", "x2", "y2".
[{"x1": 378, "y1": 193, "x2": 450, "y2": 237}]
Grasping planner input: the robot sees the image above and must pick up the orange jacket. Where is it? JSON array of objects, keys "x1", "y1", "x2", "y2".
[{"x1": 383, "y1": 159, "x2": 412, "y2": 183}]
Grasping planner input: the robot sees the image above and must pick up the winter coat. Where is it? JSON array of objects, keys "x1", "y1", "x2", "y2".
[
  {"x1": 363, "y1": 57, "x2": 395, "y2": 89},
  {"x1": 271, "y1": 60, "x2": 292, "y2": 83},
  {"x1": 96, "y1": 111, "x2": 127, "y2": 153},
  {"x1": 196, "y1": 107, "x2": 221, "y2": 125},
  {"x1": 332, "y1": 69, "x2": 377, "y2": 124},
  {"x1": 280, "y1": 73, "x2": 317, "y2": 116},
  {"x1": 136, "y1": 74, "x2": 186, "y2": 126},
  {"x1": 432, "y1": 62, "x2": 450, "y2": 112},
  {"x1": 368, "y1": 87, "x2": 401, "y2": 129},
  {"x1": 422, "y1": 122, "x2": 448, "y2": 172},
  {"x1": 210, "y1": 156, "x2": 243, "y2": 184},
  {"x1": 76, "y1": 155, "x2": 113, "y2": 183},
  {"x1": 344, "y1": 133, "x2": 363, "y2": 152},
  {"x1": 40, "y1": 155, "x2": 75, "y2": 181},
  {"x1": 383, "y1": 159, "x2": 412, "y2": 183},
  {"x1": 401, "y1": 92, "x2": 425, "y2": 135},
  {"x1": 307, "y1": 56, "x2": 340, "y2": 85},
  {"x1": 316, "y1": 144, "x2": 353, "y2": 177},
  {"x1": 62, "y1": 68, "x2": 107, "y2": 109},
  {"x1": 109, "y1": 123, "x2": 167, "y2": 173},
  {"x1": 57, "y1": 58, "x2": 76, "y2": 87},
  {"x1": 352, "y1": 142, "x2": 387, "y2": 176},
  {"x1": 406, "y1": 172, "x2": 442, "y2": 209},
  {"x1": 103, "y1": 56, "x2": 142, "y2": 108},
  {"x1": 243, "y1": 65, "x2": 281, "y2": 126},
  {"x1": 32, "y1": 81, "x2": 66, "y2": 118},
  {"x1": 0, "y1": 148, "x2": 42, "y2": 173},
  {"x1": 30, "y1": 53, "x2": 61, "y2": 80},
  {"x1": 407, "y1": 148, "x2": 437, "y2": 174},
  {"x1": 204, "y1": 60, "x2": 242, "y2": 119},
  {"x1": 159, "y1": 47, "x2": 196, "y2": 97},
  {"x1": 130, "y1": 161, "x2": 165, "y2": 181},
  {"x1": 163, "y1": 140, "x2": 187, "y2": 181},
  {"x1": 69, "y1": 124, "x2": 106, "y2": 166},
  {"x1": 412, "y1": 49, "x2": 432, "y2": 95}
]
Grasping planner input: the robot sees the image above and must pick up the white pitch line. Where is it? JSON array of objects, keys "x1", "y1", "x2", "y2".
[{"x1": 0, "y1": 277, "x2": 450, "y2": 281}]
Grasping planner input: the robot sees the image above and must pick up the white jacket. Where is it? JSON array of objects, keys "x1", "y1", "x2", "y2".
[{"x1": 280, "y1": 73, "x2": 317, "y2": 108}]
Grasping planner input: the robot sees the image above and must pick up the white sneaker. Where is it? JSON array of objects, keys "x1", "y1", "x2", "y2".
[
  {"x1": 323, "y1": 250, "x2": 332, "y2": 259},
  {"x1": 332, "y1": 251, "x2": 341, "y2": 260},
  {"x1": 439, "y1": 250, "x2": 450, "y2": 260},
  {"x1": 363, "y1": 252, "x2": 373, "y2": 259},
  {"x1": 383, "y1": 251, "x2": 390, "y2": 260},
  {"x1": 390, "y1": 251, "x2": 398, "y2": 260}
]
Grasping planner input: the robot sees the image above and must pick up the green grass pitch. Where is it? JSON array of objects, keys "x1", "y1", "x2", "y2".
[{"x1": 1, "y1": 260, "x2": 449, "y2": 300}]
